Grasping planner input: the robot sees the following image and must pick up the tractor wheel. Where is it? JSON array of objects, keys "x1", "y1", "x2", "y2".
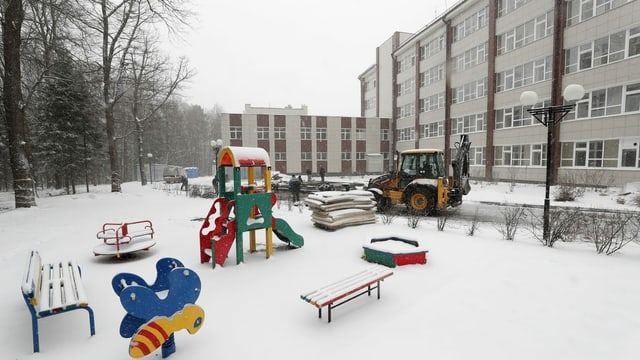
[
  {"x1": 406, "y1": 189, "x2": 436, "y2": 215},
  {"x1": 375, "y1": 194, "x2": 392, "y2": 212}
]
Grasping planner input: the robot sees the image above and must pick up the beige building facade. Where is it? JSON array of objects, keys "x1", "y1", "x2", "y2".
[{"x1": 360, "y1": 0, "x2": 640, "y2": 186}]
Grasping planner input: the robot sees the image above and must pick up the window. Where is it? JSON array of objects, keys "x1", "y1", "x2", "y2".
[
  {"x1": 420, "y1": 34, "x2": 445, "y2": 60},
  {"x1": 316, "y1": 128, "x2": 327, "y2": 140},
  {"x1": 568, "y1": 0, "x2": 633, "y2": 26},
  {"x1": 497, "y1": 0, "x2": 533, "y2": 17},
  {"x1": 230, "y1": 126, "x2": 242, "y2": 140},
  {"x1": 274, "y1": 152, "x2": 286, "y2": 161},
  {"x1": 497, "y1": 57, "x2": 552, "y2": 92},
  {"x1": 316, "y1": 152, "x2": 327, "y2": 160},
  {"x1": 356, "y1": 152, "x2": 366, "y2": 160},
  {"x1": 452, "y1": 112, "x2": 486, "y2": 134},
  {"x1": 381, "y1": 129, "x2": 390, "y2": 141},
  {"x1": 497, "y1": 11, "x2": 552, "y2": 55},
  {"x1": 397, "y1": 78, "x2": 415, "y2": 95},
  {"x1": 341, "y1": 128, "x2": 351, "y2": 140},
  {"x1": 355, "y1": 128, "x2": 366, "y2": 140},
  {"x1": 590, "y1": 86, "x2": 622, "y2": 117},
  {"x1": 421, "y1": 121, "x2": 444, "y2": 138},
  {"x1": 301, "y1": 152, "x2": 312, "y2": 160},
  {"x1": 469, "y1": 146, "x2": 486, "y2": 166},
  {"x1": 630, "y1": 26, "x2": 640, "y2": 57},
  {"x1": 625, "y1": 83, "x2": 640, "y2": 112},
  {"x1": 452, "y1": 77, "x2": 488, "y2": 104},
  {"x1": 397, "y1": 127, "x2": 415, "y2": 142},
  {"x1": 563, "y1": 139, "x2": 626, "y2": 168},
  {"x1": 274, "y1": 127, "x2": 286, "y2": 140},
  {"x1": 419, "y1": 92, "x2": 445, "y2": 112},
  {"x1": 301, "y1": 127, "x2": 312, "y2": 140},
  {"x1": 532, "y1": 144, "x2": 546, "y2": 166},
  {"x1": 452, "y1": 43, "x2": 488, "y2": 72},
  {"x1": 257, "y1": 127, "x2": 269, "y2": 139},
  {"x1": 341, "y1": 152, "x2": 352, "y2": 160},
  {"x1": 453, "y1": 7, "x2": 488, "y2": 42}
]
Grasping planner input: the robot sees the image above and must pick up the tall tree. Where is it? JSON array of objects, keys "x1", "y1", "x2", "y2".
[
  {"x1": 2, "y1": 0, "x2": 36, "y2": 207},
  {"x1": 32, "y1": 48, "x2": 103, "y2": 193},
  {"x1": 127, "y1": 33, "x2": 192, "y2": 185},
  {"x1": 79, "y1": 0, "x2": 191, "y2": 192}
]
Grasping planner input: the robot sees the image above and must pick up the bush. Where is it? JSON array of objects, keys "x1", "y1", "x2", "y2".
[
  {"x1": 527, "y1": 208, "x2": 584, "y2": 247},
  {"x1": 495, "y1": 206, "x2": 526, "y2": 241}
]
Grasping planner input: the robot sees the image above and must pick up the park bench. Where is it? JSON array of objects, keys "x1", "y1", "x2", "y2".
[
  {"x1": 94, "y1": 219, "x2": 155, "y2": 257},
  {"x1": 21, "y1": 250, "x2": 95, "y2": 352},
  {"x1": 300, "y1": 265, "x2": 393, "y2": 323}
]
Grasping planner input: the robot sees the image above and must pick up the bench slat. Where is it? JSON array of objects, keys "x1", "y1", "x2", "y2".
[
  {"x1": 301, "y1": 265, "x2": 393, "y2": 307},
  {"x1": 69, "y1": 260, "x2": 89, "y2": 305}
]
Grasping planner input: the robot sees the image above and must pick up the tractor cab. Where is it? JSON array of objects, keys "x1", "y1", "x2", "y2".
[{"x1": 398, "y1": 149, "x2": 445, "y2": 188}]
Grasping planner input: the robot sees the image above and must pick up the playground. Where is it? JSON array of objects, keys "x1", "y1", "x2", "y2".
[{"x1": 1, "y1": 179, "x2": 640, "y2": 359}]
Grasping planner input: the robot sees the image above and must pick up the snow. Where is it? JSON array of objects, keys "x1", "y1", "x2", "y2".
[{"x1": 2, "y1": 179, "x2": 640, "y2": 360}]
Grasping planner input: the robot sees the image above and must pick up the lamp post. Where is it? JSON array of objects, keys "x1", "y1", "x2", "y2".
[
  {"x1": 211, "y1": 139, "x2": 223, "y2": 174},
  {"x1": 520, "y1": 84, "x2": 585, "y2": 244},
  {"x1": 147, "y1": 153, "x2": 153, "y2": 184}
]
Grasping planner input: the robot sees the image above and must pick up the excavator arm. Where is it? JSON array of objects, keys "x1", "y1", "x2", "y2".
[{"x1": 452, "y1": 134, "x2": 471, "y2": 195}]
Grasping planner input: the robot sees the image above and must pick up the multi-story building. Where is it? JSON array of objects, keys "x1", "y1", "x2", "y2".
[
  {"x1": 221, "y1": 105, "x2": 392, "y2": 176},
  {"x1": 360, "y1": 0, "x2": 640, "y2": 186},
  {"x1": 220, "y1": 1, "x2": 639, "y2": 186}
]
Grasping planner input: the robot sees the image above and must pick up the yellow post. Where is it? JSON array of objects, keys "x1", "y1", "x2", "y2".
[{"x1": 265, "y1": 166, "x2": 273, "y2": 258}]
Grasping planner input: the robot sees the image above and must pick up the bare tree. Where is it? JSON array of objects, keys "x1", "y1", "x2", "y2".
[
  {"x1": 126, "y1": 33, "x2": 193, "y2": 186},
  {"x1": 78, "y1": 0, "x2": 192, "y2": 192},
  {"x1": 2, "y1": 0, "x2": 37, "y2": 207}
]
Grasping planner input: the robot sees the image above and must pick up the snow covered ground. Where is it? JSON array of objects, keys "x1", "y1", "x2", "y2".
[{"x1": 1, "y1": 179, "x2": 639, "y2": 360}]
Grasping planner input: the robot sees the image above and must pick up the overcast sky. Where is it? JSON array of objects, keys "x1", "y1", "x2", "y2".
[{"x1": 177, "y1": 0, "x2": 451, "y2": 116}]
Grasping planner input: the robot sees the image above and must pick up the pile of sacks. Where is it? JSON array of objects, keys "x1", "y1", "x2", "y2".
[{"x1": 304, "y1": 190, "x2": 377, "y2": 230}]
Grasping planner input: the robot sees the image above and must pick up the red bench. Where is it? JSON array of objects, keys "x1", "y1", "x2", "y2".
[{"x1": 300, "y1": 265, "x2": 393, "y2": 322}]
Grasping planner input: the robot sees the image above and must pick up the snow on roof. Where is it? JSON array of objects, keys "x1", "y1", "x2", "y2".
[{"x1": 219, "y1": 146, "x2": 271, "y2": 167}]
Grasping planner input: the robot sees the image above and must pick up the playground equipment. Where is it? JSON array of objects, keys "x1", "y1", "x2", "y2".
[
  {"x1": 94, "y1": 220, "x2": 156, "y2": 258},
  {"x1": 199, "y1": 146, "x2": 304, "y2": 267},
  {"x1": 112, "y1": 258, "x2": 204, "y2": 358},
  {"x1": 363, "y1": 236, "x2": 428, "y2": 267}
]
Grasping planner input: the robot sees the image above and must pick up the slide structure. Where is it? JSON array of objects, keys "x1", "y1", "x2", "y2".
[{"x1": 272, "y1": 217, "x2": 304, "y2": 248}]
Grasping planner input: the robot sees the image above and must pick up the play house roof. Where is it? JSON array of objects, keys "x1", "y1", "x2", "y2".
[{"x1": 218, "y1": 146, "x2": 271, "y2": 167}]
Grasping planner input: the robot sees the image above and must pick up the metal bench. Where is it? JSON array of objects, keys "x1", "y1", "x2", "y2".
[
  {"x1": 21, "y1": 250, "x2": 96, "y2": 352},
  {"x1": 300, "y1": 265, "x2": 393, "y2": 322}
]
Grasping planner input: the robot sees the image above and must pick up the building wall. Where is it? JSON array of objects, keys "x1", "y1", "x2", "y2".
[{"x1": 221, "y1": 113, "x2": 392, "y2": 176}]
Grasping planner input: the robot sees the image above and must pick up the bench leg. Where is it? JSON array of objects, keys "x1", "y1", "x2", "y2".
[
  {"x1": 84, "y1": 306, "x2": 96, "y2": 336},
  {"x1": 31, "y1": 315, "x2": 39, "y2": 353},
  {"x1": 318, "y1": 308, "x2": 322, "y2": 319},
  {"x1": 328, "y1": 304, "x2": 332, "y2": 323}
]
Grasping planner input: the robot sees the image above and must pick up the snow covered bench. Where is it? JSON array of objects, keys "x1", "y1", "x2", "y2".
[
  {"x1": 300, "y1": 265, "x2": 393, "y2": 323},
  {"x1": 94, "y1": 220, "x2": 155, "y2": 258},
  {"x1": 21, "y1": 250, "x2": 95, "y2": 352}
]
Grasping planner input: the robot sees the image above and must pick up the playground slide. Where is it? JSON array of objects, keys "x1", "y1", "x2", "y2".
[{"x1": 272, "y1": 217, "x2": 304, "y2": 248}]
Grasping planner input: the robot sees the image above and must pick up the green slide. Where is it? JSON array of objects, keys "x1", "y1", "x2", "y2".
[{"x1": 273, "y1": 217, "x2": 304, "y2": 248}]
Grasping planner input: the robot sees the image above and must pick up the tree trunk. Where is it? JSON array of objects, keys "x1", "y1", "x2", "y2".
[{"x1": 2, "y1": 0, "x2": 36, "y2": 208}]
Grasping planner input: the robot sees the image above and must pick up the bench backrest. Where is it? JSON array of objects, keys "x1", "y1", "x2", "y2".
[{"x1": 22, "y1": 250, "x2": 43, "y2": 304}]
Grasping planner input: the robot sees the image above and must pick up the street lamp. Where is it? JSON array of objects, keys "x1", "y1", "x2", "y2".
[
  {"x1": 147, "y1": 153, "x2": 153, "y2": 184},
  {"x1": 211, "y1": 139, "x2": 223, "y2": 173},
  {"x1": 520, "y1": 84, "x2": 585, "y2": 244}
]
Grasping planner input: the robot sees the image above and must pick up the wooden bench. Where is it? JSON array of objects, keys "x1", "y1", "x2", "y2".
[
  {"x1": 21, "y1": 250, "x2": 96, "y2": 352},
  {"x1": 94, "y1": 220, "x2": 155, "y2": 257},
  {"x1": 300, "y1": 265, "x2": 393, "y2": 322}
]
